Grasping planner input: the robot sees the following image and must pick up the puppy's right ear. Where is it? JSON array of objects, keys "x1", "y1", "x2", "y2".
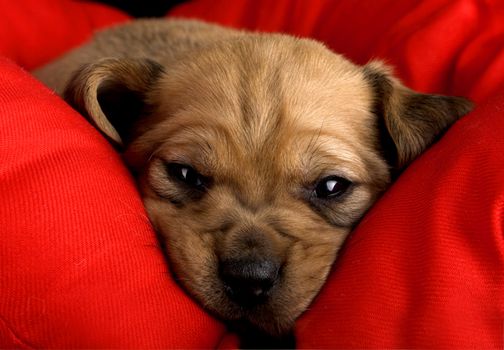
[{"x1": 64, "y1": 57, "x2": 164, "y2": 147}]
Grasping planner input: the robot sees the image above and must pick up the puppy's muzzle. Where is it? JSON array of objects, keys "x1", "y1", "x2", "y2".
[{"x1": 220, "y1": 257, "x2": 280, "y2": 307}]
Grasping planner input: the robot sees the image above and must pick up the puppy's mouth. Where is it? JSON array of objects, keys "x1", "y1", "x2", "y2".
[{"x1": 167, "y1": 243, "x2": 298, "y2": 336}]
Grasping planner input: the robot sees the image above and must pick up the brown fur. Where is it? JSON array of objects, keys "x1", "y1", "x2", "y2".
[{"x1": 34, "y1": 19, "x2": 473, "y2": 340}]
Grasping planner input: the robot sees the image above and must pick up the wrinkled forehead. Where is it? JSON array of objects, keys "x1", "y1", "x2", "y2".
[
  {"x1": 154, "y1": 37, "x2": 372, "y2": 118},
  {"x1": 149, "y1": 37, "x2": 376, "y2": 177}
]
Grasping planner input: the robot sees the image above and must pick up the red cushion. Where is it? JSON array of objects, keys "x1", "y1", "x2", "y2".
[
  {"x1": 0, "y1": 0, "x2": 130, "y2": 70},
  {"x1": 1, "y1": 0, "x2": 503, "y2": 348},
  {"x1": 0, "y1": 57, "x2": 224, "y2": 348}
]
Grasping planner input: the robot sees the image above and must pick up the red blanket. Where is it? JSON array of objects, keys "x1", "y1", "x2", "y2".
[{"x1": 1, "y1": 0, "x2": 503, "y2": 348}]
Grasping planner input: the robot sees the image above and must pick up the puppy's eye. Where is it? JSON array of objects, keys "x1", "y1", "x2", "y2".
[
  {"x1": 166, "y1": 163, "x2": 207, "y2": 190},
  {"x1": 314, "y1": 176, "x2": 351, "y2": 199}
]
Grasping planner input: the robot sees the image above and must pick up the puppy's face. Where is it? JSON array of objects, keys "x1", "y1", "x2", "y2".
[{"x1": 65, "y1": 35, "x2": 472, "y2": 336}]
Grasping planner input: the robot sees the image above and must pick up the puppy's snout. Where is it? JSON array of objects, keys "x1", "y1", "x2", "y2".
[{"x1": 220, "y1": 258, "x2": 280, "y2": 307}]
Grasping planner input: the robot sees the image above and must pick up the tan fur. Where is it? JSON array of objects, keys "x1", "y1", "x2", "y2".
[{"x1": 34, "y1": 19, "x2": 472, "y2": 338}]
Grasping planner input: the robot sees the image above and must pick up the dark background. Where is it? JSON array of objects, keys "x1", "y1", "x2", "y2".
[{"x1": 90, "y1": 0, "x2": 187, "y2": 17}]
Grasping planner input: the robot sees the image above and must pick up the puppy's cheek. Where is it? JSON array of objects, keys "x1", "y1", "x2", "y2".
[
  {"x1": 142, "y1": 197, "x2": 219, "y2": 302},
  {"x1": 284, "y1": 230, "x2": 348, "y2": 317}
]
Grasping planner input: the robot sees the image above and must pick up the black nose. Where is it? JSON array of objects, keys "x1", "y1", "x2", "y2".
[{"x1": 220, "y1": 258, "x2": 280, "y2": 307}]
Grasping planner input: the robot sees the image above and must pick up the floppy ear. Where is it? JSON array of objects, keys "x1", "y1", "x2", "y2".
[
  {"x1": 363, "y1": 61, "x2": 473, "y2": 171},
  {"x1": 64, "y1": 57, "x2": 164, "y2": 146}
]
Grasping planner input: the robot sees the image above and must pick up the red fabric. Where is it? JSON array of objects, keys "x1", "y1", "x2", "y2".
[
  {"x1": 0, "y1": 0, "x2": 130, "y2": 70},
  {"x1": 1, "y1": 0, "x2": 503, "y2": 348}
]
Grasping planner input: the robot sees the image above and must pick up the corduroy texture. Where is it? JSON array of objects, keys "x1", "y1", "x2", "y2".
[{"x1": 1, "y1": 0, "x2": 503, "y2": 348}]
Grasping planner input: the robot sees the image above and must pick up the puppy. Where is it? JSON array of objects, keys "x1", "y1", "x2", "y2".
[{"x1": 34, "y1": 19, "x2": 472, "y2": 347}]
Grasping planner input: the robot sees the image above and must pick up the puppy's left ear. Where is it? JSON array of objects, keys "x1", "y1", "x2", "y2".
[
  {"x1": 64, "y1": 57, "x2": 165, "y2": 147},
  {"x1": 364, "y1": 61, "x2": 473, "y2": 171}
]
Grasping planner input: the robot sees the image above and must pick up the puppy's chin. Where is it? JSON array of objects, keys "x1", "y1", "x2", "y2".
[{"x1": 160, "y1": 236, "x2": 336, "y2": 337}]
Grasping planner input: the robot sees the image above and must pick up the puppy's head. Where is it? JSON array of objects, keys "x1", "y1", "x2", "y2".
[{"x1": 65, "y1": 35, "x2": 472, "y2": 337}]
